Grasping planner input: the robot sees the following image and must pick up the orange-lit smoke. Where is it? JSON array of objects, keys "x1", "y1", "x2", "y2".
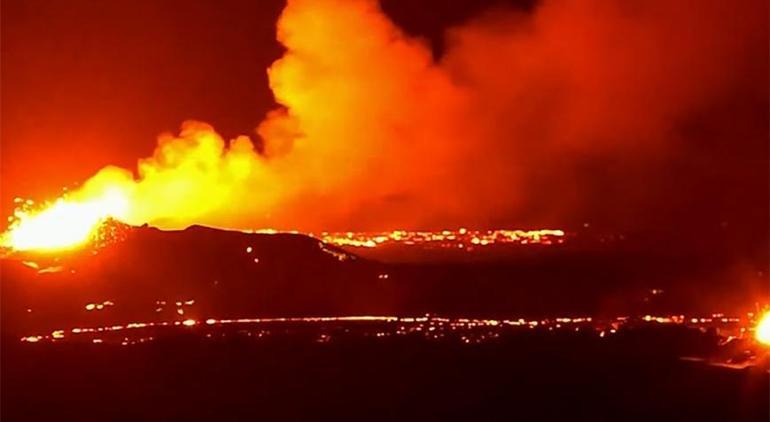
[
  {"x1": 262, "y1": 0, "x2": 766, "y2": 230},
  {"x1": 3, "y1": 0, "x2": 766, "y2": 246}
]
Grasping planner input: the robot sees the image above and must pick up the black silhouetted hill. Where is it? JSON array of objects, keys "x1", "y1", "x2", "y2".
[{"x1": 1, "y1": 225, "x2": 392, "y2": 335}]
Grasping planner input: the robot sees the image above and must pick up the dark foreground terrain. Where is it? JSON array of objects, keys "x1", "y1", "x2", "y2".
[
  {"x1": 2, "y1": 225, "x2": 768, "y2": 421},
  {"x1": 3, "y1": 324, "x2": 768, "y2": 421},
  {"x1": 2, "y1": 225, "x2": 767, "y2": 336}
]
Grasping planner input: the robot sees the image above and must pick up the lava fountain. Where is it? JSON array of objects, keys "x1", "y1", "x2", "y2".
[
  {"x1": 2, "y1": 190, "x2": 129, "y2": 252},
  {"x1": 755, "y1": 311, "x2": 770, "y2": 346}
]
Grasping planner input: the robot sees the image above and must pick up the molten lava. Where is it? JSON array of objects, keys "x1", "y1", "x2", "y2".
[
  {"x1": 754, "y1": 311, "x2": 770, "y2": 346},
  {"x1": 316, "y1": 229, "x2": 565, "y2": 249},
  {"x1": 2, "y1": 190, "x2": 129, "y2": 252}
]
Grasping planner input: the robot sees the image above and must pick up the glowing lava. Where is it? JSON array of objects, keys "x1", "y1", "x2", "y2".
[
  {"x1": 2, "y1": 190, "x2": 128, "y2": 252},
  {"x1": 315, "y1": 229, "x2": 566, "y2": 249},
  {"x1": 754, "y1": 311, "x2": 770, "y2": 346}
]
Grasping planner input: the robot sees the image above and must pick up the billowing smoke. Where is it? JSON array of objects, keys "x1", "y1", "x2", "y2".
[{"x1": 29, "y1": 0, "x2": 768, "y2": 232}]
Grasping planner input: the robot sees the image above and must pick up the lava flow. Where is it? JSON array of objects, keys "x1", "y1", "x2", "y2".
[
  {"x1": 314, "y1": 229, "x2": 565, "y2": 249},
  {"x1": 1, "y1": 180, "x2": 566, "y2": 254},
  {"x1": 1, "y1": 195, "x2": 566, "y2": 255}
]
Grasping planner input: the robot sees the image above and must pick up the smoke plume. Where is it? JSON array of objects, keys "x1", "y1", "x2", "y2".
[{"x1": 45, "y1": 0, "x2": 769, "y2": 232}]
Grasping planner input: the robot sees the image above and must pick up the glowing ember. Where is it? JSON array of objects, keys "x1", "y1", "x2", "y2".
[{"x1": 754, "y1": 311, "x2": 770, "y2": 346}]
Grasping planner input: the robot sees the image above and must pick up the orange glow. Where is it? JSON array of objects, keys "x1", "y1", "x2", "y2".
[
  {"x1": 2, "y1": 0, "x2": 763, "y2": 248},
  {"x1": 2, "y1": 189, "x2": 128, "y2": 252},
  {"x1": 0, "y1": 121, "x2": 280, "y2": 253},
  {"x1": 754, "y1": 311, "x2": 770, "y2": 346},
  {"x1": 18, "y1": 312, "x2": 759, "y2": 346},
  {"x1": 315, "y1": 229, "x2": 565, "y2": 249}
]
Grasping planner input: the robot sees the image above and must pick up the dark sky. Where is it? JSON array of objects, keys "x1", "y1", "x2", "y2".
[
  {"x1": 1, "y1": 0, "x2": 767, "y2": 257},
  {"x1": 1, "y1": 0, "x2": 283, "y2": 205}
]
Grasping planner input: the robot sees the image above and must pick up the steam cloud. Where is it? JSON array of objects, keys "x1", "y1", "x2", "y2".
[{"x1": 73, "y1": 0, "x2": 767, "y2": 231}]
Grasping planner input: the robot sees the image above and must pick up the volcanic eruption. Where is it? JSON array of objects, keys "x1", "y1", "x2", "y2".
[
  {"x1": 2, "y1": 1, "x2": 768, "y2": 419},
  {"x1": 3, "y1": 0, "x2": 766, "y2": 253}
]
